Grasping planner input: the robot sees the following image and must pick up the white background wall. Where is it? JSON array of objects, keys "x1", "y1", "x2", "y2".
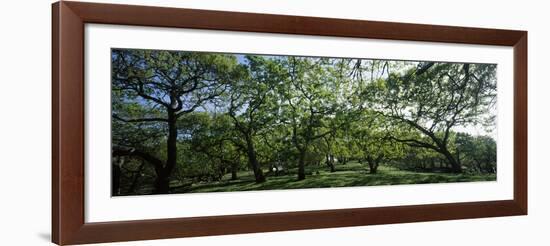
[{"x1": 0, "y1": 0, "x2": 548, "y2": 245}]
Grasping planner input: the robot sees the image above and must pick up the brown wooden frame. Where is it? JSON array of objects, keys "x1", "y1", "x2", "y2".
[{"x1": 52, "y1": 1, "x2": 527, "y2": 245}]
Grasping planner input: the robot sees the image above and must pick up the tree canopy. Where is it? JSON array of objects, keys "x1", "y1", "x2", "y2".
[{"x1": 111, "y1": 49, "x2": 497, "y2": 196}]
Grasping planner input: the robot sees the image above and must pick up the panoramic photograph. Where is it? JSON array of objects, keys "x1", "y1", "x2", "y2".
[{"x1": 111, "y1": 48, "x2": 497, "y2": 196}]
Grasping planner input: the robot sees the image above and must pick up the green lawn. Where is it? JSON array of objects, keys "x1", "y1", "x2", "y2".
[{"x1": 172, "y1": 162, "x2": 496, "y2": 194}]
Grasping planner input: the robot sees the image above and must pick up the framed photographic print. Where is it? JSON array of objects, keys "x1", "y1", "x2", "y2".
[{"x1": 52, "y1": 1, "x2": 527, "y2": 245}]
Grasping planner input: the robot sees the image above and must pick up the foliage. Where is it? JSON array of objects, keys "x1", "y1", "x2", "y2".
[{"x1": 111, "y1": 49, "x2": 498, "y2": 195}]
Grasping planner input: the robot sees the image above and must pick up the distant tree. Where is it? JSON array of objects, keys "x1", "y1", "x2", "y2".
[
  {"x1": 257, "y1": 124, "x2": 294, "y2": 176},
  {"x1": 367, "y1": 62, "x2": 497, "y2": 173},
  {"x1": 226, "y1": 56, "x2": 282, "y2": 183},
  {"x1": 456, "y1": 133, "x2": 497, "y2": 173},
  {"x1": 187, "y1": 113, "x2": 245, "y2": 181},
  {"x1": 350, "y1": 113, "x2": 401, "y2": 174},
  {"x1": 278, "y1": 57, "x2": 356, "y2": 180}
]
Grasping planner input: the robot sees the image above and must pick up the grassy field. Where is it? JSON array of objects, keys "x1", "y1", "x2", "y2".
[{"x1": 172, "y1": 162, "x2": 496, "y2": 194}]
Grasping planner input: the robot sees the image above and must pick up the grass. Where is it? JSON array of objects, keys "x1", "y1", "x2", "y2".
[{"x1": 171, "y1": 162, "x2": 496, "y2": 194}]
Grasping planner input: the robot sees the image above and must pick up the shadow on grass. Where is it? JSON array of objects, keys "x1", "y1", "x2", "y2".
[{"x1": 180, "y1": 163, "x2": 496, "y2": 194}]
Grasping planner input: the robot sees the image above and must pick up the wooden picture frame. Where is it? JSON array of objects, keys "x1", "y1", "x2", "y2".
[{"x1": 52, "y1": 1, "x2": 527, "y2": 245}]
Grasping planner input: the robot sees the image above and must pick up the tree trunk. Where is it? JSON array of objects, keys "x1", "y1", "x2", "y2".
[
  {"x1": 154, "y1": 110, "x2": 178, "y2": 194},
  {"x1": 298, "y1": 150, "x2": 306, "y2": 180},
  {"x1": 112, "y1": 162, "x2": 121, "y2": 195},
  {"x1": 154, "y1": 171, "x2": 170, "y2": 194},
  {"x1": 486, "y1": 164, "x2": 495, "y2": 173},
  {"x1": 366, "y1": 155, "x2": 378, "y2": 174},
  {"x1": 112, "y1": 146, "x2": 166, "y2": 194},
  {"x1": 127, "y1": 160, "x2": 145, "y2": 194},
  {"x1": 475, "y1": 160, "x2": 483, "y2": 173},
  {"x1": 366, "y1": 154, "x2": 383, "y2": 174},
  {"x1": 440, "y1": 148, "x2": 461, "y2": 173},
  {"x1": 326, "y1": 154, "x2": 335, "y2": 172},
  {"x1": 231, "y1": 162, "x2": 238, "y2": 180},
  {"x1": 456, "y1": 148, "x2": 462, "y2": 168},
  {"x1": 323, "y1": 136, "x2": 336, "y2": 172},
  {"x1": 245, "y1": 135, "x2": 265, "y2": 183},
  {"x1": 328, "y1": 161, "x2": 335, "y2": 172}
]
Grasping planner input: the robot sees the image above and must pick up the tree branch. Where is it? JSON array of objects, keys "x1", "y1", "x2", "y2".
[{"x1": 113, "y1": 114, "x2": 168, "y2": 123}]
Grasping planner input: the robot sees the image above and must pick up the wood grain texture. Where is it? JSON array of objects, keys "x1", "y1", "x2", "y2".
[
  {"x1": 51, "y1": 3, "x2": 59, "y2": 243},
  {"x1": 62, "y1": 1, "x2": 525, "y2": 46},
  {"x1": 513, "y1": 34, "x2": 528, "y2": 213},
  {"x1": 52, "y1": 1, "x2": 528, "y2": 245},
  {"x1": 71, "y1": 200, "x2": 523, "y2": 244},
  {"x1": 52, "y1": 2, "x2": 85, "y2": 245}
]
